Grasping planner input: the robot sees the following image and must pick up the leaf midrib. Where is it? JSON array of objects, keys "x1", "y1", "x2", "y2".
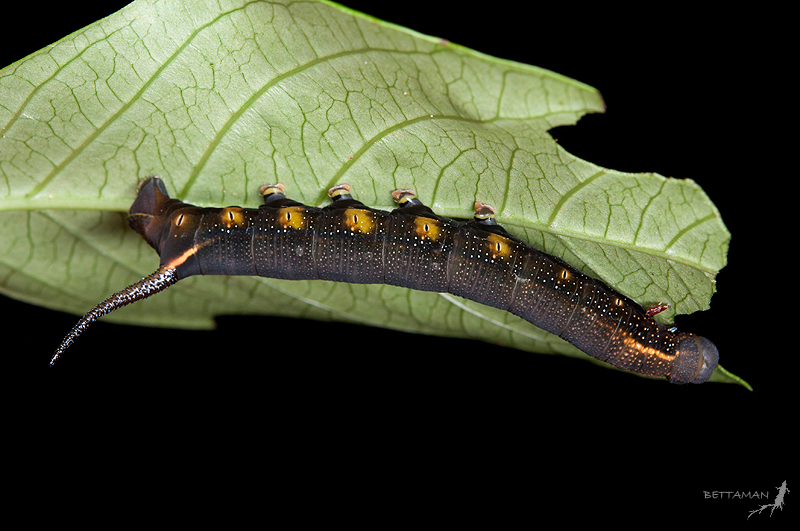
[{"x1": 0, "y1": 188, "x2": 723, "y2": 277}]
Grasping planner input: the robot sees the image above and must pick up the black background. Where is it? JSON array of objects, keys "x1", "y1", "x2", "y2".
[{"x1": 3, "y1": 1, "x2": 790, "y2": 524}]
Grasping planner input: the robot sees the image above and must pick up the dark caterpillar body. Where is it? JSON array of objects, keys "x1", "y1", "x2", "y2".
[{"x1": 52, "y1": 177, "x2": 719, "y2": 384}]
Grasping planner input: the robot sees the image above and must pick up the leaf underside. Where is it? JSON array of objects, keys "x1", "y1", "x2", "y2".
[{"x1": 0, "y1": 0, "x2": 738, "y2": 384}]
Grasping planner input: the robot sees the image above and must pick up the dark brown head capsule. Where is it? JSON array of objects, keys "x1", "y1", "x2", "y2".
[{"x1": 669, "y1": 334, "x2": 719, "y2": 384}]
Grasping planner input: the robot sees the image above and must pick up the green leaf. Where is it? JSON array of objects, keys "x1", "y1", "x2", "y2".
[{"x1": 0, "y1": 0, "x2": 737, "y2": 384}]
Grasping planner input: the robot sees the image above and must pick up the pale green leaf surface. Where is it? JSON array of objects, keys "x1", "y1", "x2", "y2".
[{"x1": 0, "y1": 0, "x2": 735, "y2": 383}]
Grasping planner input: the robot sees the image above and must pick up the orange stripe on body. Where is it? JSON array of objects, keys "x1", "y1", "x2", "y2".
[{"x1": 162, "y1": 239, "x2": 213, "y2": 270}]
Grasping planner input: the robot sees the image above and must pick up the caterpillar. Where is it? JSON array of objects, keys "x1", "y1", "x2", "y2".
[{"x1": 51, "y1": 177, "x2": 719, "y2": 384}]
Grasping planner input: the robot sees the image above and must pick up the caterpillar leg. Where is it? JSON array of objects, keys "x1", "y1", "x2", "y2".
[
  {"x1": 473, "y1": 201, "x2": 499, "y2": 226},
  {"x1": 260, "y1": 183, "x2": 286, "y2": 204},
  {"x1": 645, "y1": 303, "x2": 670, "y2": 317},
  {"x1": 328, "y1": 183, "x2": 353, "y2": 202},
  {"x1": 392, "y1": 188, "x2": 421, "y2": 207},
  {"x1": 391, "y1": 188, "x2": 438, "y2": 218}
]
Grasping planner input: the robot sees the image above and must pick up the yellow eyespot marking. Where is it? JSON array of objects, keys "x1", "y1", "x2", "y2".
[
  {"x1": 486, "y1": 233, "x2": 511, "y2": 259},
  {"x1": 221, "y1": 207, "x2": 245, "y2": 228},
  {"x1": 344, "y1": 208, "x2": 374, "y2": 234},
  {"x1": 414, "y1": 216, "x2": 440, "y2": 241},
  {"x1": 560, "y1": 269, "x2": 571, "y2": 280},
  {"x1": 278, "y1": 206, "x2": 307, "y2": 230},
  {"x1": 175, "y1": 213, "x2": 185, "y2": 227},
  {"x1": 614, "y1": 297, "x2": 624, "y2": 307}
]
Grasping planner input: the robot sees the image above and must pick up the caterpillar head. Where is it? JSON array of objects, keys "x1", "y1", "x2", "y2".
[{"x1": 669, "y1": 334, "x2": 719, "y2": 384}]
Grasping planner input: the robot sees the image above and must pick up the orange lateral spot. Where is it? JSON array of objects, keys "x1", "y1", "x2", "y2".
[
  {"x1": 414, "y1": 216, "x2": 439, "y2": 241},
  {"x1": 220, "y1": 207, "x2": 246, "y2": 229},
  {"x1": 344, "y1": 208, "x2": 374, "y2": 234},
  {"x1": 278, "y1": 206, "x2": 307, "y2": 230},
  {"x1": 486, "y1": 233, "x2": 511, "y2": 260}
]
